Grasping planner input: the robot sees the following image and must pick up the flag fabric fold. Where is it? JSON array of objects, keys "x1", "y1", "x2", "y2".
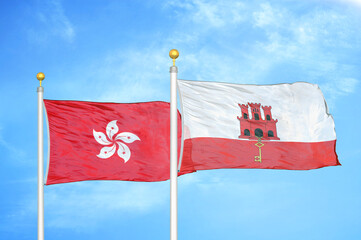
[
  {"x1": 177, "y1": 79, "x2": 340, "y2": 171},
  {"x1": 44, "y1": 100, "x2": 194, "y2": 185}
]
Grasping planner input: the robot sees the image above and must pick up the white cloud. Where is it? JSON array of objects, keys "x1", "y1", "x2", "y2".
[
  {"x1": 28, "y1": 0, "x2": 75, "y2": 43},
  {"x1": 162, "y1": 1, "x2": 359, "y2": 89},
  {"x1": 253, "y1": 2, "x2": 284, "y2": 28},
  {"x1": 180, "y1": 49, "x2": 265, "y2": 84},
  {"x1": 0, "y1": 127, "x2": 26, "y2": 160},
  {"x1": 338, "y1": 78, "x2": 358, "y2": 93},
  {"x1": 248, "y1": 3, "x2": 361, "y2": 105},
  {"x1": 332, "y1": 0, "x2": 361, "y2": 7},
  {"x1": 88, "y1": 47, "x2": 172, "y2": 103},
  {"x1": 165, "y1": 0, "x2": 246, "y2": 28},
  {"x1": 44, "y1": 45, "x2": 175, "y2": 103},
  {"x1": 44, "y1": 1, "x2": 360, "y2": 115},
  {"x1": 57, "y1": 0, "x2": 359, "y2": 106},
  {"x1": 7, "y1": 181, "x2": 169, "y2": 230},
  {"x1": 320, "y1": 77, "x2": 359, "y2": 108}
]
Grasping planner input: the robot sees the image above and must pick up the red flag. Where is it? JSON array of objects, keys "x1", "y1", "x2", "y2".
[{"x1": 44, "y1": 100, "x2": 194, "y2": 185}]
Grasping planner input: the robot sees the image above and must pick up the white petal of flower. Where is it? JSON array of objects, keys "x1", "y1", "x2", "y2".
[
  {"x1": 115, "y1": 132, "x2": 140, "y2": 143},
  {"x1": 117, "y1": 142, "x2": 131, "y2": 163},
  {"x1": 106, "y1": 120, "x2": 119, "y2": 140},
  {"x1": 93, "y1": 130, "x2": 112, "y2": 145},
  {"x1": 97, "y1": 144, "x2": 116, "y2": 159}
]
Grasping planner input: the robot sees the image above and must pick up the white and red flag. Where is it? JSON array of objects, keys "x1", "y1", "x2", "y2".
[
  {"x1": 44, "y1": 100, "x2": 194, "y2": 185},
  {"x1": 177, "y1": 79, "x2": 340, "y2": 171}
]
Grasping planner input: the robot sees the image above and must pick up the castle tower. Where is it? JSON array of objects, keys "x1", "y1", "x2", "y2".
[
  {"x1": 237, "y1": 104, "x2": 251, "y2": 138},
  {"x1": 238, "y1": 104, "x2": 249, "y2": 119},
  {"x1": 262, "y1": 106, "x2": 273, "y2": 121},
  {"x1": 248, "y1": 103, "x2": 261, "y2": 120}
]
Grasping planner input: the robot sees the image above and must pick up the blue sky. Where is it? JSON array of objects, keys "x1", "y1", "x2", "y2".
[{"x1": 1, "y1": 0, "x2": 361, "y2": 239}]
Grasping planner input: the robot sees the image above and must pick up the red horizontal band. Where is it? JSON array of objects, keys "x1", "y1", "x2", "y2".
[{"x1": 181, "y1": 138, "x2": 340, "y2": 171}]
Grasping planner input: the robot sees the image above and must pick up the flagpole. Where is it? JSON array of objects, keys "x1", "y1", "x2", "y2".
[
  {"x1": 169, "y1": 49, "x2": 179, "y2": 240},
  {"x1": 37, "y1": 72, "x2": 45, "y2": 240}
]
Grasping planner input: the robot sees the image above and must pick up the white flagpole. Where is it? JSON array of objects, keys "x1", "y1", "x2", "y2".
[
  {"x1": 37, "y1": 72, "x2": 45, "y2": 240},
  {"x1": 169, "y1": 49, "x2": 179, "y2": 240}
]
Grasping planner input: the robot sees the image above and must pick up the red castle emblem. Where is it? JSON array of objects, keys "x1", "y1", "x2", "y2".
[{"x1": 237, "y1": 103, "x2": 280, "y2": 140}]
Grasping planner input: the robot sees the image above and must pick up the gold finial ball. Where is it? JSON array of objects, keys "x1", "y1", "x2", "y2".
[
  {"x1": 36, "y1": 72, "x2": 45, "y2": 81},
  {"x1": 169, "y1": 49, "x2": 179, "y2": 60}
]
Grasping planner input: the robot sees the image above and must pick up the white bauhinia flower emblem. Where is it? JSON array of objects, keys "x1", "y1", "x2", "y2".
[{"x1": 93, "y1": 120, "x2": 140, "y2": 162}]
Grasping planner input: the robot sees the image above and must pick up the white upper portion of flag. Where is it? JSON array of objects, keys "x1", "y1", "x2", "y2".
[{"x1": 177, "y1": 79, "x2": 336, "y2": 142}]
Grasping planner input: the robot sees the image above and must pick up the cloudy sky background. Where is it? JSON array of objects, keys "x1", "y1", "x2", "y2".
[{"x1": 1, "y1": 0, "x2": 361, "y2": 239}]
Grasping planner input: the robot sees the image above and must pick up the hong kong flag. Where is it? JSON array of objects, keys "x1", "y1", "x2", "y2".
[{"x1": 44, "y1": 100, "x2": 194, "y2": 185}]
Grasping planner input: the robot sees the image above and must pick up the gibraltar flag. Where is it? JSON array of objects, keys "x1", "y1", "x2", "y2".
[
  {"x1": 177, "y1": 80, "x2": 340, "y2": 171},
  {"x1": 44, "y1": 100, "x2": 194, "y2": 185}
]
